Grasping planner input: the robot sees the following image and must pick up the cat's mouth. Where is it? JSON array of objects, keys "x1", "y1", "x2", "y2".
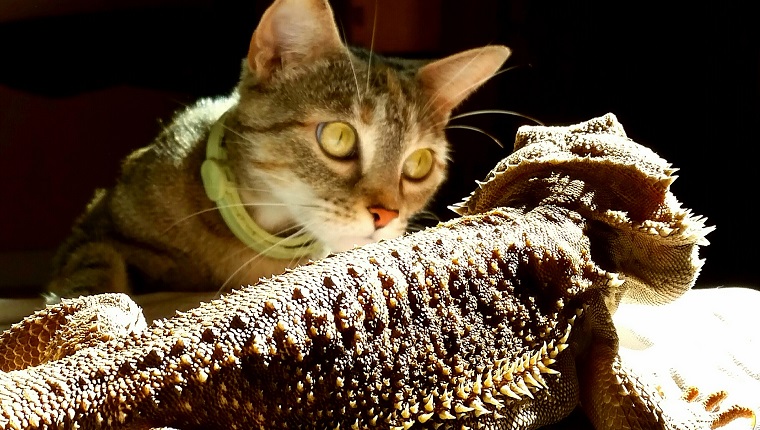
[{"x1": 277, "y1": 226, "x2": 305, "y2": 238}]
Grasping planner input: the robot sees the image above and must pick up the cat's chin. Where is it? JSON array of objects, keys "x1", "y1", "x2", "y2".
[
  {"x1": 325, "y1": 227, "x2": 406, "y2": 254},
  {"x1": 324, "y1": 225, "x2": 407, "y2": 254},
  {"x1": 328, "y1": 237, "x2": 375, "y2": 254}
]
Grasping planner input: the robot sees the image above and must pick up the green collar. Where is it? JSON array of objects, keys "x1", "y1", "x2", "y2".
[{"x1": 200, "y1": 112, "x2": 323, "y2": 260}]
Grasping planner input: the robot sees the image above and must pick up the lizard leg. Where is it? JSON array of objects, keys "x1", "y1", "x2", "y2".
[
  {"x1": 577, "y1": 293, "x2": 676, "y2": 429},
  {"x1": 0, "y1": 293, "x2": 145, "y2": 371},
  {"x1": 578, "y1": 294, "x2": 756, "y2": 429}
]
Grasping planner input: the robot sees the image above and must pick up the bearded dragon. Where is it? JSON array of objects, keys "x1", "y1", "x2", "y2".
[{"x1": 0, "y1": 114, "x2": 754, "y2": 429}]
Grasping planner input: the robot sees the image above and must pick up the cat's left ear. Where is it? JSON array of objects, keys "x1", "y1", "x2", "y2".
[
  {"x1": 247, "y1": 0, "x2": 344, "y2": 81},
  {"x1": 418, "y1": 45, "x2": 511, "y2": 118}
]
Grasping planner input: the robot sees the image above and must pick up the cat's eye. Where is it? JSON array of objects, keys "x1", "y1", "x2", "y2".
[
  {"x1": 402, "y1": 148, "x2": 434, "y2": 180},
  {"x1": 316, "y1": 121, "x2": 357, "y2": 159}
]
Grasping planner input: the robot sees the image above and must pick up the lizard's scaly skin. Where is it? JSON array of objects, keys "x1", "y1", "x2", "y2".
[{"x1": 1, "y1": 114, "x2": 751, "y2": 429}]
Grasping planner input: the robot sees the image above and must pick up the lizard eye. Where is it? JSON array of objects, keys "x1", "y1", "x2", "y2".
[
  {"x1": 402, "y1": 148, "x2": 434, "y2": 180},
  {"x1": 316, "y1": 122, "x2": 357, "y2": 159}
]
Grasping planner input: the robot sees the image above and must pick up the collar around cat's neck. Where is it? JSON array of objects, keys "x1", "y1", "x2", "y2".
[{"x1": 200, "y1": 111, "x2": 324, "y2": 260}]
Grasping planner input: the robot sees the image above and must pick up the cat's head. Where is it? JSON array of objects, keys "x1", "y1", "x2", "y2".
[{"x1": 225, "y1": 0, "x2": 510, "y2": 254}]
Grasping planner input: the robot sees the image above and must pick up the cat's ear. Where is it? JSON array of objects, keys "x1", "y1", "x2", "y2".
[
  {"x1": 248, "y1": 0, "x2": 344, "y2": 80},
  {"x1": 418, "y1": 45, "x2": 511, "y2": 118}
]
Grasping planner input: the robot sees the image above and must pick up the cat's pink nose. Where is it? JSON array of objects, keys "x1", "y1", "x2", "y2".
[{"x1": 368, "y1": 207, "x2": 399, "y2": 229}]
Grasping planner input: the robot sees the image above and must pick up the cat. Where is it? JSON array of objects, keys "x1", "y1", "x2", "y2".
[{"x1": 46, "y1": 0, "x2": 510, "y2": 301}]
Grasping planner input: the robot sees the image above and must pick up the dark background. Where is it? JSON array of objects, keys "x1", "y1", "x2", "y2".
[{"x1": 0, "y1": 0, "x2": 757, "y2": 294}]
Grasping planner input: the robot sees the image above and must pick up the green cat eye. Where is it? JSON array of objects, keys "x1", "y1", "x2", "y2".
[
  {"x1": 316, "y1": 121, "x2": 357, "y2": 159},
  {"x1": 402, "y1": 148, "x2": 434, "y2": 180}
]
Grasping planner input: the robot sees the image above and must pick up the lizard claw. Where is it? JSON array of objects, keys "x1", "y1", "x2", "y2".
[
  {"x1": 711, "y1": 406, "x2": 756, "y2": 430},
  {"x1": 681, "y1": 386, "x2": 756, "y2": 429}
]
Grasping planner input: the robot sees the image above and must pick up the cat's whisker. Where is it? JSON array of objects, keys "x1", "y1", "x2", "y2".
[
  {"x1": 214, "y1": 223, "x2": 317, "y2": 297},
  {"x1": 419, "y1": 46, "x2": 494, "y2": 122},
  {"x1": 227, "y1": 186, "x2": 277, "y2": 193},
  {"x1": 269, "y1": 221, "x2": 317, "y2": 241},
  {"x1": 214, "y1": 126, "x2": 274, "y2": 165},
  {"x1": 406, "y1": 223, "x2": 429, "y2": 233},
  {"x1": 284, "y1": 231, "x2": 314, "y2": 277},
  {"x1": 242, "y1": 194, "x2": 335, "y2": 212},
  {"x1": 411, "y1": 210, "x2": 441, "y2": 222},
  {"x1": 162, "y1": 201, "x2": 323, "y2": 233},
  {"x1": 217, "y1": 237, "x2": 261, "y2": 267},
  {"x1": 406, "y1": 220, "x2": 438, "y2": 233},
  {"x1": 347, "y1": 51, "x2": 363, "y2": 103},
  {"x1": 339, "y1": 27, "x2": 363, "y2": 103},
  {"x1": 365, "y1": 0, "x2": 378, "y2": 97},
  {"x1": 425, "y1": 76, "x2": 509, "y2": 125},
  {"x1": 215, "y1": 253, "x2": 260, "y2": 297},
  {"x1": 219, "y1": 124, "x2": 247, "y2": 140},
  {"x1": 445, "y1": 124, "x2": 504, "y2": 148},
  {"x1": 407, "y1": 210, "x2": 442, "y2": 233},
  {"x1": 241, "y1": 202, "x2": 322, "y2": 209},
  {"x1": 198, "y1": 140, "x2": 300, "y2": 185},
  {"x1": 226, "y1": 161, "x2": 306, "y2": 186},
  {"x1": 489, "y1": 64, "x2": 527, "y2": 80},
  {"x1": 239, "y1": 189, "x2": 337, "y2": 214},
  {"x1": 421, "y1": 57, "x2": 531, "y2": 128},
  {"x1": 254, "y1": 170, "x2": 295, "y2": 184},
  {"x1": 162, "y1": 207, "x2": 228, "y2": 233},
  {"x1": 449, "y1": 109, "x2": 544, "y2": 126}
]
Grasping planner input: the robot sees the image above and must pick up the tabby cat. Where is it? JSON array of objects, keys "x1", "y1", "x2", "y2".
[{"x1": 46, "y1": 0, "x2": 510, "y2": 300}]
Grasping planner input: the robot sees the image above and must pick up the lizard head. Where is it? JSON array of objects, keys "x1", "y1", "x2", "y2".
[{"x1": 452, "y1": 113, "x2": 713, "y2": 310}]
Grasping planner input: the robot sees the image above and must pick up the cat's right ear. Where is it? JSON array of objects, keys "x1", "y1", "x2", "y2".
[{"x1": 248, "y1": 0, "x2": 344, "y2": 81}]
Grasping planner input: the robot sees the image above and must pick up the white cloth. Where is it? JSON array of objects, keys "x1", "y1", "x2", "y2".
[{"x1": 616, "y1": 287, "x2": 760, "y2": 428}]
